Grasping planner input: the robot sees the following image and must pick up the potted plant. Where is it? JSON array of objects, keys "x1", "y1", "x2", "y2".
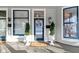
[
  {"x1": 50, "y1": 22, "x2": 55, "y2": 35},
  {"x1": 25, "y1": 23, "x2": 30, "y2": 35},
  {"x1": 24, "y1": 23, "x2": 31, "y2": 46},
  {"x1": 49, "y1": 21, "x2": 55, "y2": 45}
]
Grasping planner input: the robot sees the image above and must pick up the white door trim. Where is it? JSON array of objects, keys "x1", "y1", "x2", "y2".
[{"x1": 32, "y1": 8, "x2": 46, "y2": 42}]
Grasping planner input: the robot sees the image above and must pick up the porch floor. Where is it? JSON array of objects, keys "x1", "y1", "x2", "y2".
[{"x1": 0, "y1": 42, "x2": 79, "y2": 53}]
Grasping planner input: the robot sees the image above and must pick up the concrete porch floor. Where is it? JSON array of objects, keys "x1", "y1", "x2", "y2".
[{"x1": 0, "y1": 42, "x2": 79, "y2": 53}]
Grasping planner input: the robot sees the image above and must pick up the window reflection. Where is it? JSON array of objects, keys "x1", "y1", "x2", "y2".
[{"x1": 63, "y1": 7, "x2": 78, "y2": 38}]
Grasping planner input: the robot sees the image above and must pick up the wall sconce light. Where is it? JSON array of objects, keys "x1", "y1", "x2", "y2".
[
  {"x1": 46, "y1": 17, "x2": 52, "y2": 28},
  {"x1": 48, "y1": 17, "x2": 52, "y2": 24},
  {"x1": 8, "y1": 24, "x2": 11, "y2": 27},
  {"x1": 8, "y1": 17, "x2": 11, "y2": 27},
  {"x1": 8, "y1": 17, "x2": 11, "y2": 22}
]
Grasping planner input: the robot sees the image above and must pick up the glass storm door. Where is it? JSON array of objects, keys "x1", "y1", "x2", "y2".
[
  {"x1": 34, "y1": 18, "x2": 44, "y2": 41},
  {"x1": 0, "y1": 10, "x2": 6, "y2": 41}
]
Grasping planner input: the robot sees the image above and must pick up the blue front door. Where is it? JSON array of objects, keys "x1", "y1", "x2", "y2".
[{"x1": 34, "y1": 18, "x2": 44, "y2": 41}]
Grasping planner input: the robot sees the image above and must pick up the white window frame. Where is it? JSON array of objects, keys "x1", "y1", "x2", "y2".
[
  {"x1": 0, "y1": 8, "x2": 8, "y2": 40},
  {"x1": 11, "y1": 8, "x2": 30, "y2": 36}
]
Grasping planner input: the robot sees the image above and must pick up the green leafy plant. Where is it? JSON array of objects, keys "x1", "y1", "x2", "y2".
[
  {"x1": 50, "y1": 22, "x2": 55, "y2": 35},
  {"x1": 25, "y1": 23, "x2": 30, "y2": 35}
]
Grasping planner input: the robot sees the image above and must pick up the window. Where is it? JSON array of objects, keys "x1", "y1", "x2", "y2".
[
  {"x1": 13, "y1": 10, "x2": 29, "y2": 35},
  {"x1": 63, "y1": 6, "x2": 78, "y2": 39},
  {"x1": 0, "y1": 10, "x2": 6, "y2": 39}
]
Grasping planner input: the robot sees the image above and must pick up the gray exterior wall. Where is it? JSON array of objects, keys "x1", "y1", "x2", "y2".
[{"x1": 0, "y1": 6, "x2": 62, "y2": 37}]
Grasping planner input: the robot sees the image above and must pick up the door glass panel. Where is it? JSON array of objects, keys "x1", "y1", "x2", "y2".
[{"x1": 34, "y1": 19, "x2": 44, "y2": 41}]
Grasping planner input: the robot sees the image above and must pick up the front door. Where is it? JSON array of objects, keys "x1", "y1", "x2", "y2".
[{"x1": 34, "y1": 18, "x2": 44, "y2": 41}]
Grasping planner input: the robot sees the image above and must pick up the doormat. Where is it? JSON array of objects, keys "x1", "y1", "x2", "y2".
[{"x1": 30, "y1": 42, "x2": 48, "y2": 47}]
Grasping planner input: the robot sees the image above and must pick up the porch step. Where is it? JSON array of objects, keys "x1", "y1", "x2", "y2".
[{"x1": 30, "y1": 42, "x2": 48, "y2": 47}]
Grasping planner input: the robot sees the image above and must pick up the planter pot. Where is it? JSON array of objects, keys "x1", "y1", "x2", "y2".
[
  {"x1": 24, "y1": 35, "x2": 30, "y2": 46},
  {"x1": 48, "y1": 35, "x2": 55, "y2": 45},
  {"x1": 24, "y1": 35, "x2": 34, "y2": 46}
]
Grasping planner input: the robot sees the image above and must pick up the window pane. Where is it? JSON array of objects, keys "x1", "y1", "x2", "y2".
[
  {"x1": 14, "y1": 19, "x2": 29, "y2": 35},
  {"x1": 14, "y1": 11, "x2": 29, "y2": 18},
  {"x1": 64, "y1": 24, "x2": 77, "y2": 38},
  {"x1": 34, "y1": 11, "x2": 44, "y2": 17},
  {"x1": 35, "y1": 20, "x2": 43, "y2": 35},
  {"x1": 0, "y1": 19, "x2": 6, "y2": 36},
  {"x1": 63, "y1": 7, "x2": 78, "y2": 38},
  {"x1": 64, "y1": 7, "x2": 77, "y2": 23}
]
